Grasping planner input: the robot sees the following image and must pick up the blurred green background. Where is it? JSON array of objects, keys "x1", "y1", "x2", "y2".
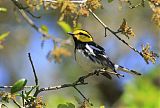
[{"x1": 0, "y1": 0, "x2": 160, "y2": 108}]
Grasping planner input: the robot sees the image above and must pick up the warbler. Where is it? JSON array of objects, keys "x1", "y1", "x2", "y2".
[{"x1": 68, "y1": 29, "x2": 141, "y2": 79}]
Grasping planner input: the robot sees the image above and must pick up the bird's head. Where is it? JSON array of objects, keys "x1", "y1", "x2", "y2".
[{"x1": 68, "y1": 29, "x2": 93, "y2": 43}]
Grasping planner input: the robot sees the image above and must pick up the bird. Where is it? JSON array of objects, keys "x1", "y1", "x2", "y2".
[{"x1": 68, "y1": 29, "x2": 141, "y2": 79}]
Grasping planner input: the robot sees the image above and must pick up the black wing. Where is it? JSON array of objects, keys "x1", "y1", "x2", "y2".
[
  {"x1": 88, "y1": 42, "x2": 105, "y2": 54},
  {"x1": 87, "y1": 42, "x2": 116, "y2": 71}
]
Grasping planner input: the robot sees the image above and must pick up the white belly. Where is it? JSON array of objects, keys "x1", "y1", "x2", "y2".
[{"x1": 76, "y1": 50, "x2": 103, "y2": 72}]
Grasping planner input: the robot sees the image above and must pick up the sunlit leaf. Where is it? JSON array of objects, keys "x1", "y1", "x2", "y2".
[
  {"x1": 48, "y1": 47, "x2": 71, "y2": 63},
  {"x1": 0, "y1": 7, "x2": 7, "y2": 12},
  {"x1": 58, "y1": 21, "x2": 72, "y2": 33},
  {"x1": 86, "y1": 0, "x2": 102, "y2": 10},
  {"x1": 11, "y1": 79, "x2": 27, "y2": 94},
  {"x1": 100, "y1": 106, "x2": 105, "y2": 108},
  {"x1": 0, "y1": 32, "x2": 10, "y2": 49},
  {"x1": 67, "y1": 103, "x2": 75, "y2": 108},
  {"x1": 0, "y1": 91, "x2": 14, "y2": 103},
  {"x1": 118, "y1": 68, "x2": 160, "y2": 108},
  {"x1": 141, "y1": 43, "x2": 159, "y2": 64},
  {"x1": 0, "y1": 32, "x2": 10, "y2": 41},
  {"x1": 35, "y1": 96, "x2": 46, "y2": 108},
  {"x1": 57, "y1": 103, "x2": 75, "y2": 108},
  {"x1": 40, "y1": 25, "x2": 49, "y2": 33},
  {"x1": 79, "y1": 7, "x2": 89, "y2": 16},
  {"x1": 118, "y1": 19, "x2": 135, "y2": 38},
  {"x1": 57, "y1": 104, "x2": 68, "y2": 108}
]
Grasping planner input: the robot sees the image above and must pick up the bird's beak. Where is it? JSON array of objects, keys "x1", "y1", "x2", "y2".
[{"x1": 67, "y1": 32, "x2": 74, "y2": 35}]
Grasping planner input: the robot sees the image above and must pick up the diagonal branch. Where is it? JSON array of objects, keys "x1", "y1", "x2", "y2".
[
  {"x1": 11, "y1": 0, "x2": 40, "y2": 18},
  {"x1": 17, "y1": 8, "x2": 61, "y2": 42},
  {"x1": 73, "y1": 86, "x2": 93, "y2": 106},
  {"x1": 12, "y1": 99, "x2": 23, "y2": 108},
  {"x1": 11, "y1": 0, "x2": 71, "y2": 45},
  {"x1": 88, "y1": 8, "x2": 144, "y2": 59}
]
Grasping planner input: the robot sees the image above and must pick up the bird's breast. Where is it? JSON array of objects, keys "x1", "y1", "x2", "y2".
[{"x1": 76, "y1": 49, "x2": 103, "y2": 72}]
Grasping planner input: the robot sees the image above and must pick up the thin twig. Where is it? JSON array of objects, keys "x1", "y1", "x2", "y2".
[
  {"x1": 11, "y1": 0, "x2": 40, "y2": 18},
  {"x1": 74, "y1": 69, "x2": 124, "y2": 85},
  {"x1": 28, "y1": 53, "x2": 41, "y2": 97},
  {"x1": 28, "y1": 53, "x2": 38, "y2": 86},
  {"x1": 12, "y1": 99, "x2": 23, "y2": 108},
  {"x1": 88, "y1": 9, "x2": 107, "y2": 28},
  {"x1": 73, "y1": 86, "x2": 93, "y2": 106},
  {"x1": 74, "y1": 72, "x2": 97, "y2": 84},
  {"x1": 22, "y1": 91, "x2": 25, "y2": 107},
  {"x1": 0, "y1": 86, "x2": 34, "y2": 89}
]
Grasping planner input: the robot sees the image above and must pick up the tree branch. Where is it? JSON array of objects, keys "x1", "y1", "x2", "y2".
[
  {"x1": 0, "y1": 86, "x2": 34, "y2": 89},
  {"x1": 28, "y1": 53, "x2": 38, "y2": 86},
  {"x1": 11, "y1": 0, "x2": 72, "y2": 45},
  {"x1": 88, "y1": 8, "x2": 144, "y2": 59},
  {"x1": 38, "y1": 83, "x2": 87, "y2": 92},
  {"x1": 0, "y1": 65, "x2": 123, "y2": 106},
  {"x1": 12, "y1": 99, "x2": 23, "y2": 108},
  {"x1": 73, "y1": 86, "x2": 93, "y2": 106}
]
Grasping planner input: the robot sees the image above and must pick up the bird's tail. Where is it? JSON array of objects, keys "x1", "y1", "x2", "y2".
[{"x1": 114, "y1": 64, "x2": 141, "y2": 75}]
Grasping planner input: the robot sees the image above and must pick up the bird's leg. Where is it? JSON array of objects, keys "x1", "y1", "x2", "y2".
[
  {"x1": 75, "y1": 71, "x2": 98, "y2": 84},
  {"x1": 94, "y1": 69, "x2": 101, "y2": 76}
]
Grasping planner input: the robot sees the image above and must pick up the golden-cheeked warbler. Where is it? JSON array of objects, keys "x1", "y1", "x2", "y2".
[{"x1": 68, "y1": 29, "x2": 141, "y2": 79}]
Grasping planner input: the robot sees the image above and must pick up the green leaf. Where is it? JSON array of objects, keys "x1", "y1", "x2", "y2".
[
  {"x1": 40, "y1": 25, "x2": 49, "y2": 33},
  {"x1": 57, "y1": 103, "x2": 75, "y2": 108},
  {"x1": 57, "y1": 104, "x2": 68, "y2": 108},
  {"x1": 0, "y1": 7, "x2": 7, "y2": 12},
  {"x1": 0, "y1": 32, "x2": 10, "y2": 41},
  {"x1": 57, "y1": 21, "x2": 72, "y2": 33},
  {"x1": 11, "y1": 79, "x2": 27, "y2": 94},
  {"x1": 67, "y1": 103, "x2": 75, "y2": 108},
  {"x1": 100, "y1": 106, "x2": 105, "y2": 108},
  {"x1": 107, "y1": 0, "x2": 114, "y2": 3}
]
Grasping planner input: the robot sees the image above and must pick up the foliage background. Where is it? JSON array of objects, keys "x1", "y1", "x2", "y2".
[{"x1": 0, "y1": 0, "x2": 160, "y2": 107}]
